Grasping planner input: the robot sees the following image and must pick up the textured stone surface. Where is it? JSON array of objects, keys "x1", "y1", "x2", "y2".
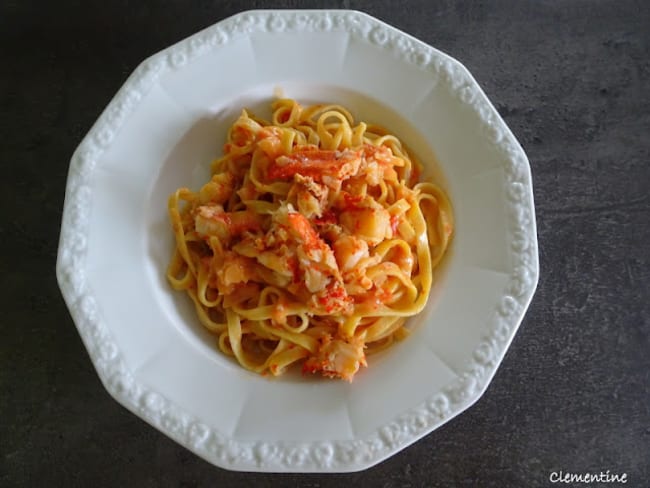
[{"x1": 1, "y1": 0, "x2": 648, "y2": 486}]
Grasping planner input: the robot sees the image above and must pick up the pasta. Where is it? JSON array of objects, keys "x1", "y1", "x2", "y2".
[{"x1": 167, "y1": 99, "x2": 453, "y2": 381}]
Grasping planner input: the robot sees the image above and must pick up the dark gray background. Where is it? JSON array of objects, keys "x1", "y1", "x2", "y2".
[{"x1": 1, "y1": 1, "x2": 648, "y2": 487}]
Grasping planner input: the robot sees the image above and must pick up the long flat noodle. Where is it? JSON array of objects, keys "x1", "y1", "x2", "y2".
[{"x1": 266, "y1": 344, "x2": 311, "y2": 376}]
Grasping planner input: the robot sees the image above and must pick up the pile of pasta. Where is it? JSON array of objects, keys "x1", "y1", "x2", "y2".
[{"x1": 167, "y1": 99, "x2": 453, "y2": 381}]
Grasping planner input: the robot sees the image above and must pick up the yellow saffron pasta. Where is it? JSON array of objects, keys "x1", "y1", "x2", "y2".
[{"x1": 167, "y1": 99, "x2": 453, "y2": 381}]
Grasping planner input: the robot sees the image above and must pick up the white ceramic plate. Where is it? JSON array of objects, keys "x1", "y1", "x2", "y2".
[{"x1": 57, "y1": 10, "x2": 538, "y2": 472}]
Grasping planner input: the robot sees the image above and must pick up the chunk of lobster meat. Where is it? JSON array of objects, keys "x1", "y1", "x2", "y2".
[
  {"x1": 311, "y1": 281, "x2": 353, "y2": 315},
  {"x1": 231, "y1": 234, "x2": 265, "y2": 258},
  {"x1": 198, "y1": 172, "x2": 235, "y2": 205},
  {"x1": 363, "y1": 143, "x2": 403, "y2": 166},
  {"x1": 287, "y1": 212, "x2": 338, "y2": 270},
  {"x1": 222, "y1": 282, "x2": 261, "y2": 308},
  {"x1": 294, "y1": 174, "x2": 329, "y2": 219},
  {"x1": 339, "y1": 205, "x2": 392, "y2": 246},
  {"x1": 215, "y1": 252, "x2": 259, "y2": 295},
  {"x1": 270, "y1": 205, "x2": 349, "y2": 309},
  {"x1": 267, "y1": 147, "x2": 362, "y2": 183},
  {"x1": 360, "y1": 144, "x2": 401, "y2": 185},
  {"x1": 302, "y1": 334, "x2": 367, "y2": 382},
  {"x1": 256, "y1": 248, "x2": 297, "y2": 280},
  {"x1": 282, "y1": 209, "x2": 327, "y2": 250},
  {"x1": 195, "y1": 206, "x2": 263, "y2": 241},
  {"x1": 332, "y1": 234, "x2": 369, "y2": 272},
  {"x1": 256, "y1": 126, "x2": 285, "y2": 159},
  {"x1": 304, "y1": 266, "x2": 329, "y2": 293}
]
